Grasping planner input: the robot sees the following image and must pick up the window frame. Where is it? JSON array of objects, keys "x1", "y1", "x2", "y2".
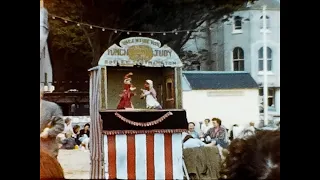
[
  {"x1": 233, "y1": 47, "x2": 245, "y2": 71},
  {"x1": 233, "y1": 16, "x2": 243, "y2": 33},
  {"x1": 258, "y1": 47, "x2": 273, "y2": 72},
  {"x1": 260, "y1": 15, "x2": 271, "y2": 33}
]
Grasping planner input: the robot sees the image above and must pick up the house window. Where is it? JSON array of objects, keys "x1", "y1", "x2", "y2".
[
  {"x1": 233, "y1": 16, "x2": 242, "y2": 31},
  {"x1": 260, "y1": 15, "x2": 270, "y2": 29},
  {"x1": 233, "y1": 47, "x2": 244, "y2": 71},
  {"x1": 259, "y1": 88, "x2": 275, "y2": 107},
  {"x1": 258, "y1": 47, "x2": 272, "y2": 71}
]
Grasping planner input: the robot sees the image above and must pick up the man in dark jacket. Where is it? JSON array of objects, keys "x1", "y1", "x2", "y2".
[{"x1": 40, "y1": 98, "x2": 64, "y2": 158}]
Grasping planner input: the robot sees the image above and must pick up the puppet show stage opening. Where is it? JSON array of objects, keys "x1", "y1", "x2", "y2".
[
  {"x1": 95, "y1": 37, "x2": 184, "y2": 110},
  {"x1": 106, "y1": 66, "x2": 178, "y2": 109}
]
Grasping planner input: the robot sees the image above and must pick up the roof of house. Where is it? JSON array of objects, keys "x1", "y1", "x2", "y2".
[{"x1": 182, "y1": 71, "x2": 259, "y2": 90}]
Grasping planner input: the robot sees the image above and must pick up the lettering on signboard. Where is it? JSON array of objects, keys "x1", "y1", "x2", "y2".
[
  {"x1": 107, "y1": 49, "x2": 127, "y2": 56},
  {"x1": 120, "y1": 38, "x2": 161, "y2": 48},
  {"x1": 99, "y1": 37, "x2": 182, "y2": 67},
  {"x1": 106, "y1": 47, "x2": 172, "y2": 58}
]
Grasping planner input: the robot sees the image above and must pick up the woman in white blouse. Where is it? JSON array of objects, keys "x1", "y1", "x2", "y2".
[{"x1": 201, "y1": 119, "x2": 213, "y2": 135}]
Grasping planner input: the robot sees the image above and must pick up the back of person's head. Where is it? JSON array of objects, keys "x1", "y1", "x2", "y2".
[
  {"x1": 40, "y1": 147, "x2": 65, "y2": 179},
  {"x1": 73, "y1": 125, "x2": 80, "y2": 133},
  {"x1": 182, "y1": 134, "x2": 194, "y2": 143},
  {"x1": 65, "y1": 132, "x2": 72, "y2": 138},
  {"x1": 223, "y1": 130, "x2": 280, "y2": 180},
  {"x1": 65, "y1": 118, "x2": 71, "y2": 124}
]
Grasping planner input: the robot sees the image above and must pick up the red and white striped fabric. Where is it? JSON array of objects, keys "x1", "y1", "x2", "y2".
[{"x1": 103, "y1": 133, "x2": 183, "y2": 179}]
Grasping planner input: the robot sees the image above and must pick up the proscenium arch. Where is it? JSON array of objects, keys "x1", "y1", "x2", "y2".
[{"x1": 98, "y1": 37, "x2": 183, "y2": 68}]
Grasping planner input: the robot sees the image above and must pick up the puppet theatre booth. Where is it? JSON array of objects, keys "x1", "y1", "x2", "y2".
[{"x1": 89, "y1": 37, "x2": 188, "y2": 179}]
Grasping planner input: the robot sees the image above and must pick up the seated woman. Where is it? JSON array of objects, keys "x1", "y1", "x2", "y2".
[
  {"x1": 222, "y1": 130, "x2": 280, "y2": 180},
  {"x1": 202, "y1": 118, "x2": 228, "y2": 148},
  {"x1": 72, "y1": 125, "x2": 81, "y2": 145},
  {"x1": 40, "y1": 147, "x2": 65, "y2": 179},
  {"x1": 78, "y1": 123, "x2": 90, "y2": 150},
  {"x1": 188, "y1": 122, "x2": 200, "y2": 139},
  {"x1": 60, "y1": 132, "x2": 77, "y2": 150}
]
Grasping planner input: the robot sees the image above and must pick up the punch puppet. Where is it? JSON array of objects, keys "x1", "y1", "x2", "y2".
[{"x1": 117, "y1": 72, "x2": 136, "y2": 109}]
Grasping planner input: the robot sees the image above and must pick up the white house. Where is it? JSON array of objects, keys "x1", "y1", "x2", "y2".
[
  {"x1": 182, "y1": 0, "x2": 280, "y2": 120},
  {"x1": 182, "y1": 71, "x2": 260, "y2": 131},
  {"x1": 211, "y1": 0, "x2": 280, "y2": 117},
  {"x1": 40, "y1": 2, "x2": 54, "y2": 91}
]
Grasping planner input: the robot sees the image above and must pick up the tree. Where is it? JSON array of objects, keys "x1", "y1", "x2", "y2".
[{"x1": 45, "y1": 0, "x2": 253, "y2": 66}]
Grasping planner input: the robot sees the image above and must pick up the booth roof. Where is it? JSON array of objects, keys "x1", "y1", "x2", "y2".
[{"x1": 88, "y1": 66, "x2": 101, "y2": 72}]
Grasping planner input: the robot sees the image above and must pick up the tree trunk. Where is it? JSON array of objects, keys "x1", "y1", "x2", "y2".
[
  {"x1": 80, "y1": 26, "x2": 96, "y2": 67},
  {"x1": 91, "y1": 29, "x2": 101, "y2": 66}
]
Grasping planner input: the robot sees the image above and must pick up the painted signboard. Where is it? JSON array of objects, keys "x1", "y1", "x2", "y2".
[{"x1": 98, "y1": 37, "x2": 183, "y2": 67}]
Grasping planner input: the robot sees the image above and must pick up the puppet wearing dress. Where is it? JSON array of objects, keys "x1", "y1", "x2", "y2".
[
  {"x1": 140, "y1": 80, "x2": 162, "y2": 109},
  {"x1": 117, "y1": 72, "x2": 136, "y2": 109}
]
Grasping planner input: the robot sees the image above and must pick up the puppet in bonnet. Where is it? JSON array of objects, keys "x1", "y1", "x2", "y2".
[{"x1": 140, "y1": 79, "x2": 162, "y2": 109}]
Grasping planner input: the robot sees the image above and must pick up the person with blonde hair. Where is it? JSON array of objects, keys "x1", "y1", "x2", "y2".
[{"x1": 40, "y1": 88, "x2": 64, "y2": 158}]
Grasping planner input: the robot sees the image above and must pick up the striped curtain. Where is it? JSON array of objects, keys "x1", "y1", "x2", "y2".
[
  {"x1": 89, "y1": 67, "x2": 104, "y2": 179},
  {"x1": 103, "y1": 133, "x2": 184, "y2": 179}
]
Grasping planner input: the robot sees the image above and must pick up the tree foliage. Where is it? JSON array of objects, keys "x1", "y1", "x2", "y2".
[{"x1": 46, "y1": 0, "x2": 253, "y2": 66}]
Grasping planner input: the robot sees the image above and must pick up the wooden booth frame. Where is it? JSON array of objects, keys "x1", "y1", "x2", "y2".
[{"x1": 88, "y1": 37, "x2": 185, "y2": 179}]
